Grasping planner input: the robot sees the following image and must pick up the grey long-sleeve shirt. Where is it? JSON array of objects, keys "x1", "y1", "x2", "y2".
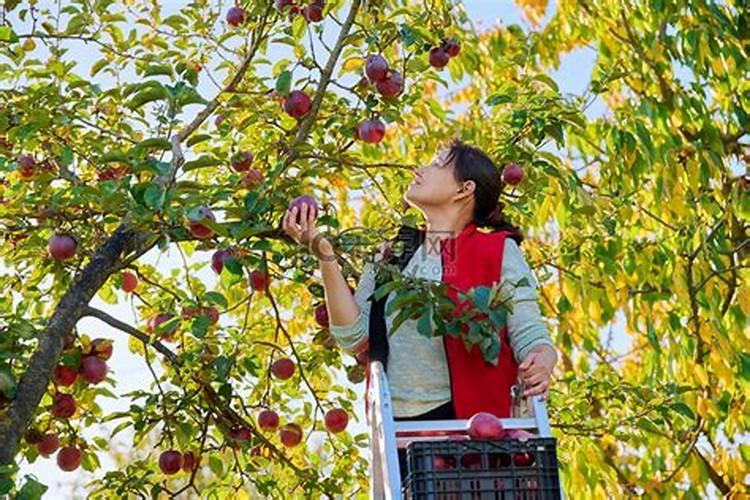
[{"x1": 330, "y1": 238, "x2": 554, "y2": 418}]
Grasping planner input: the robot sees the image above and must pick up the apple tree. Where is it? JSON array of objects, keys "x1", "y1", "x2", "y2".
[{"x1": 1, "y1": 0, "x2": 749, "y2": 498}]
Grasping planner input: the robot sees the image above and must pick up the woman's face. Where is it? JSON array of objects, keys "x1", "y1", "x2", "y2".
[{"x1": 404, "y1": 148, "x2": 467, "y2": 209}]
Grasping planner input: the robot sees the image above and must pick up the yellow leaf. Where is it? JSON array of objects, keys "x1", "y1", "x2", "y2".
[
  {"x1": 341, "y1": 57, "x2": 364, "y2": 73},
  {"x1": 694, "y1": 364, "x2": 708, "y2": 387},
  {"x1": 738, "y1": 286, "x2": 750, "y2": 316}
]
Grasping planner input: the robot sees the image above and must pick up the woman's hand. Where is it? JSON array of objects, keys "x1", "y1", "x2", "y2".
[
  {"x1": 282, "y1": 204, "x2": 333, "y2": 260},
  {"x1": 518, "y1": 344, "x2": 557, "y2": 400}
]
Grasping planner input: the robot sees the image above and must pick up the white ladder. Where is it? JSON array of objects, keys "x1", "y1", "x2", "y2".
[{"x1": 366, "y1": 360, "x2": 558, "y2": 500}]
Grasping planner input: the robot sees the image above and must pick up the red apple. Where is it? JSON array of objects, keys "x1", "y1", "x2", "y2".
[
  {"x1": 80, "y1": 355, "x2": 107, "y2": 384},
  {"x1": 122, "y1": 271, "x2": 138, "y2": 293},
  {"x1": 467, "y1": 412, "x2": 504, "y2": 440},
  {"x1": 302, "y1": 2, "x2": 324, "y2": 22},
  {"x1": 275, "y1": 0, "x2": 295, "y2": 12},
  {"x1": 159, "y1": 450, "x2": 183, "y2": 475},
  {"x1": 90, "y1": 338, "x2": 113, "y2": 360},
  {"x1": 181, "y1": 451, "x2": 197, "y2": 472},
  {"x1": 502, "y1": 163, "x2": 524, "y2": 185},
  {"x1": 249, "y1": 270, "x2": 270, "y2": 293},
  {"x1": 314, "y1": 303, "x2": 329, "y2": 327},
  {"x1": 241, "y1": 168, "x2": 264, "y2": 188},
  {"x1": 182, "y1": 306, "x2": 219, "y2": 325},
  {"x1": 434, "y1": 454, "x2": 456, "y2": 470},
  {"x1": 51, "y1": 394, "x2": 76, "y2": 418},
  {"x1": 356, "y1": 119, "x2": 386, "y2": 144},
  {"x1": 323, "y1": 408, "x2": 348, "y2": 433},
  {"x1": 53, "y1": 365, "x2": 78, "y2": 387},
  {"x1": 229, "y1": 426, "x2": 251, "y2": 441},
  {"x1": 376, "y1": 71, "x2": 404, "y2": 98},
  {"x1": 37, "y1": 433, "x2": 60, "y2": 456},
  {"x1": 513, "y1": 450, "x2": 535, "y2": 467},
  {"x1": 429, "y1": 47, "x2": 450, "y2": 68},
  {"x1": 460, "y1": 453, "x2": 482, "y2": 469},
  {"x1": 57, "y1": 446, "x2": 82, "y2": 472},
  {"x1": 257, "y1": 409, "x2": 280, "y2": 432},
  {"x1": 365, "y1": 55, "x2": 389, "y2": 82},
  {"x1": 443, "y1": 38, "x2": 461, "y2": 57},
  {"x1": 283, "y1": 90, "x2": 312, "y2": 119},
  {"x1": 270, "y1": 357, "x2": 295, "y2": 380},
  {"x1": 188, "y1": 207, "x2": 215, "y2": 239},
  {"x1": 226, "y1": 6, "x2": 245, "y2": 26},
  {"x1": 48, "y1": 234, "x2": 77, "y2": 261},
  {"x1": 148, "y1": 313, "x2": 177, "y2": 339},
  {"x1": 24, "y1": 428, "x2": 45, "y2": 444},
  {"x1": 279, "y1": 423, "x2": 303, "y2": 447},
  {"x1": 231, "y1": 151, "x2": 254, "y2": 172},
  {"x1": 288, "y1": 194, "x2": 319, "y2": 222},
  {"x1": 211, "y1": 249, "x2": 234, "y2": 274},
  {"x1": 18, "y1": 155, "x2": 36, "y2": 179}
]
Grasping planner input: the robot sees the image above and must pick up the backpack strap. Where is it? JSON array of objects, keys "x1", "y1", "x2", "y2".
[{"x1": 367, "y1": 225, "x2": 425, "y2": 373}]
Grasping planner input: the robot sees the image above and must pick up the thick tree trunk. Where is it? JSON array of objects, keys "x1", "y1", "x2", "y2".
[{"x1": 0, "y1": 224, "x2": 140, "y2": 465}]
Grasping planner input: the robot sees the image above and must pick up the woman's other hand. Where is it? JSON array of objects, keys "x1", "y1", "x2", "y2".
[
  {"x1": 518, "y1": 344, "x2": 557, "y2": 400},
  {"x1": 282, "y1": 204, "x2": 333, "y2": 259}
]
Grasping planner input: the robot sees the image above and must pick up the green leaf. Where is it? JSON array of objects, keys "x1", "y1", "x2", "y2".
[
  {"x1": 143, "y1": 184, "x2": 164, "y2": 210},
  {"x1": 472, "y1": 286, "x2": 492, "y2": 311},
  {"x1": 183, "y1": 155, "x2": 222, "y2": 171},
  {"x1": 209, "y1": 455, "x2": 224, "y2": 477},
  {"x1": 670, "y1": 402, "x2": 695, "y2": 420},
  {"x1": 203, "y1": 291, "x2": 228, "y2": 308},
  {"x1": 191, "y1": 316, "x2": 210, "y2": 339},
  {"x1": 135, "y1": 138, "x2": 171, "y2": 151},
  {"x1": 416, "y1": 305, "x2": 433, "y2": 338},
  {"x1": 16, "y1": 475, "x2": 47, "y2": 500},
  {"x1": 142, "y1": 64, "x2": 173, "y2": 78},
  {"x1": 186, "y1": 134, "x2": 211, "y2": 147},
  {"x1": 0, "y1": 27, "x2": 18, "y2": 43},
  {"x1": 127, "y1": 85, "x2": 169, "y2": 110},
  {"x1": 275, "y1": 70, "x2": 292, "y2": 96},
  {"x1": 0, "y1": 365, "x2": 17, "y2": 399},
  {"x1": 213, "y1": 355, "x2": 233, "y2": 381}
]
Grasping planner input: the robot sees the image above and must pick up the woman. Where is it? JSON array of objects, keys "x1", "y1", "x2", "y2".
[{"x1": 282, "y1": 139, "x2": 557, "y2": 484}]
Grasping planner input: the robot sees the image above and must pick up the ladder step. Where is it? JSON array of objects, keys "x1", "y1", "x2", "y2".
[{"x1": 395, "y1": 418, "x2": 539, "y2": 437}]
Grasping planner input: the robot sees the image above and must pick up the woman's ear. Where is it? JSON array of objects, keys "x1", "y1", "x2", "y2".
[{"x1": 455, "y1": 179, "x2": 475, "y2": 199}]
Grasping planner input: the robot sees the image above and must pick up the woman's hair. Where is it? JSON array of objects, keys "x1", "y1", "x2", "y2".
[{"x1": 444, "y1": 138, "x2": 524, "y2": 245}]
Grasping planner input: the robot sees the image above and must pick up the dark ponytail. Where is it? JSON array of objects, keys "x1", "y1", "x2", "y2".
[{"x1": 444, "y1": 139, "x2": 524, "y2": 246}]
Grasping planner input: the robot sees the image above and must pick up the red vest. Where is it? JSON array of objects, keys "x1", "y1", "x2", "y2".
[{"x1": 363, "y1": 222, "x2": 518, "y2": 419}]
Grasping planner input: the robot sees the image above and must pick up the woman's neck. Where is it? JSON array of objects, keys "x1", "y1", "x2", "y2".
[{"x1": 422, "y1": 212, "x2": 473, "y2": 254}]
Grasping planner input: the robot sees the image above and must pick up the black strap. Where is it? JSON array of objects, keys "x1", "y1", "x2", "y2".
[{"x1": 367, "y1": 225, "x2": 425, "y2": 373}]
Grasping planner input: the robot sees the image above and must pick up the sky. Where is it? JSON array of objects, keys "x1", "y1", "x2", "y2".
[{"x1": 6, "y1": 0, "x2": 620, "y2": 497}]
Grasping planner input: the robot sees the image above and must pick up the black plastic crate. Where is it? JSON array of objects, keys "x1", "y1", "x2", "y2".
[{"x1": 402, "y1": 438, "x2": 561, "y2": 500}]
